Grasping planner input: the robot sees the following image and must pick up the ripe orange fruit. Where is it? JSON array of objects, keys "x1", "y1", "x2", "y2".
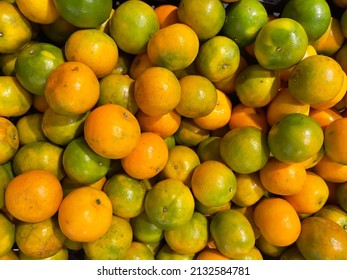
[
  {"x1": 134, "y1": 67, "x2": 181, "y2": 117},
  {"x1": 15, "y1": 42, "x2": 65, "y2": 96},
  {"x1": 191, "y1": 160, "x2": 237, "y2": 207},
  {"x1": 266, "y1": 87, "x2": 310, "y2": 127},
  {"x1": 0, "y1": 76, "x2": 33, "y2": 117},
  {"x1": 229, "y1": 103, "x2": 269, "y2": 133},
  {"x1": 177, "y1": 0, "x2": 226, "y2": 40},
  {"x1": 32, "y1": 94, "x2": 49, "y2": 113},
  {"x1": 164, "y1": 212, "x2": 208, "y2": 255},
  {"x1": 296, "y1": 216, "x2": 347, "y2": 260},
  {"x1": 58, "y1": 186, "x2": 113, "y2": 242},
  {"x1": 0, "y1": 117, "x2": 19, "y2": 165},
  {"x1": 16, "y1": 0, "x2": 59, "y2": 24},
  {"x1": 109, "y1": 1, "x2": 159, "y2": 54},
  {"x1": 5, "y1": 169, "x2": 63, "y2": 223},
  {"x1": 0, "y1": 1, "x2": 33, "y2": 53},
  {"x1": 309, "y1": 108, "x2": 342, "y2": 132},
  {"x1": 253, "y1": 197, "x2": 301, "y2": 247},
  {"x1": 0, "y1": 213, "x2": 15, "y2": 258},
  {"x1": 314, "y1": 204, "x2": 347, "y2": 231},
  {"x1": 254, "y1": 18, "x2": 308, "y2": 70},
  {"x1": 222, "y1": 0, "x2": 269, "y2": 48},
  {"x1": 288, "y1": 55, "x2": 345, "y2": 106},
  {"x1": 84, "y1": 104, "x2": 141, "y2": 160},
  {"x1": 65, "y1": 29, "x2": 118, "y2": 79},
  {"x1": 195, "y1": 35, "x2": 240, "y2": 82},
  {"x1": 268, "y1": 113, "x2": 324, "y2": 163},
  {"x1": 175, "y1": 75, "x2": 217, "y2": 118},
  {"x1": 147, "y1": 23, "x2": 199, "y2": 71},
  {"x1": 196, "y1": 248, "x2": 230, "y2": 260},
  {"x1": 45, "y1": 61, "x2": 100, "y2": 116},
  {"x1": 154, "y1": 4, "x2": 179, "y2": 28},
  {"x1": 121, "y1": 132, "x2": 169, "y2": 180},
  {"x1": 144, "y1": 178, "x2": 195, "y2": 230},
  {"x1": 220, "y1": 126, "x2": 270, "y2": 174},
  {"x1": 16, "y1": 113, "x2": 47, "y2": 146},
  {"x1": 83, "y1": 215, "x2": 133, "y2": 260},
  {"x1": 160, "y1": 145, "x2": 201, "y2": 186},
  {"x1": 53, "y1": 0, "x2": 113, "y2": 28},
  {"x1": 15, "y1": 217, "x2": 65, "y2": 259},
  {"x1": 210, "y1": 209, "x2": 255, "y2": 258},
  {"x1": 324, "y1": 118, "x2": 347, "y2": 165},
  {"x1": 259, "y1": 157, "x2": 307, "y2": 196},
  {"x1": 281, "y1": 0, "x2": 331, "y2": 43},
  {"x1": 63, "y1": 137, "x2": 111, "y2": 185}
]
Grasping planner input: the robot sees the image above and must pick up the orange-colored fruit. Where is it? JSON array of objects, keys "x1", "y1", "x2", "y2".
[
  {"x1": 121, "y1": 132, "x2": 169, "y2": 180},
  {"x1": 45, "y1": 61, "x2": 100, "y2": 116},
  {"x1": 324, "y1": 118, "x2": 347, "y2": 165},
  {"x1": 147, "y1": 23, "x2": 199, "y2": 71},
  {"x1": 129, "y1": 52, "x2": 155, "y2": 80},
  {"x1": 32, "y1": 94, "x2": 49, "y2": 113},
  {"x1": 16, "y1": 0, "x2": 59, "y2": 24},
  {"x1": 314, "y1": 204, "x2": 347, "y2": 232},
  {"x1": 296, "y1": 216, "x2": 347, "y2": 259},
  {"x1": 191, "y1": 160, "x2": 237, "y2": 207},
  {"x1": 144, "y1": 178, "x2": 195, "y2": 230},
  {"x1": 53, "y1": 0, "x2": 113, "y2": 28},
  {"x1": 84, "y1": 104, "x2": 141, "y2": 160},
  {"x1": 109, "y1": 1, "x2": 159, "y2": 54},
  {"x1": 134, "y1": 67, "x2": 181, "y2": 117},
  {"x1": 210, "y1": 209, "x2": 255, "y2": 258},
  {"x1": 196, "y1": 248, "x2": 230, "y2": 260},
  {"x1": 177, "y1": 0, "x2": 226, "y2": 40},
  {"x1": 65, "y1": 29, "x2": 118, "y2": 79},
  {"x1": 255, "y1": 234, "x2": 286, "y2": 258},
  {"x1": 154, "y1": 4, "x2": 179, "y2": 28},
  {"x1": 124, "y1": 241, "x2": 155, "y2": 260},
  {"x1": 0, "y1": 117, "x2": 19, "y2": 165},
  {"x1": 58, "y1": 186, "x2": 113, "y2": 242},
  {"x1": 259, "y1": 157, "x2": 307, "y2": 196},
  {"x1": 309, "y1": 108, "x2": 342, "y2": 132},
  {"x1": 253, "y1": 197, "x2": 301, "y2": 247}
]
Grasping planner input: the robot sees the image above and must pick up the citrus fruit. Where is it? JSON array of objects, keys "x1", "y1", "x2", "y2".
[
  {"x1": 0, "y1": 1, "x2": 33, "y2": 53},
  {"x1": 324, "y1": 118, "x2": 347, "y2": 165},
  {"x1": 109, "y1": 1, "x2": 159, "y2": 54},
  {"x1": 32, "y1": 94, "x2": 49, "y2": 113},
  {"x1": 144, "y1": 178, "x2": 195, "y2": 230},
  {"x1": 97, "y1": 73, "x2": 138, "y2": 115},
  {"x1": 5, "y1": 169, "x2": 63, "y2": 223},
  {"x1": 259, "y1": 157, "x2": 307, "y2": 196},
  {"x1": 255, "y1": 234, "x2": 287, "y2": 258},
  {"x1": 253, "y1": 197, "x2": 301, "y2": 247},
  {"x1": 0, "y1": 213, "x2": 15, "y2": 258},
  {"x1": 15, "y1": 217, "x2": 65, "y2": 259},
  {"x1": 19, "y1": 246, "x2": 69, "y2": 260},
  {"x1": 191, "y1": 160, "x2": 237, "y2": 207},
  {"x1": 254, "y1": 18, "x2": 308, "y2": 70},
  {"x1": 0, "y1": 76, "x2": 33, "y2": 117},
  {"x1": 281, "y1": 0, "x2": 331, "y2": 42},
  {"x1": 147, "y1": 23, "x2": 199, "y2": 71},
  {"x1": 156, "y1": 243, "x2": 195, "y2": 260},
  {"x1": 0, "y1": 117, "x2": 19, "y2": 165},
  {"x1": 232, "y1": 172, "x2": 266, "y2": 207},
  {"x1": 124, "y1": 241, "x2": 155, "y2": 260},
  {"x1": 41, "y1": 107, "x2": 88, "y2": 146},
  {"x1": 296, "y1": 216, "x2": 347, "y2": 260},
  {"x1": 312, "y1": 153, "x2": 347, "y2": 183},
  {"x1": 83, "y1": 215, "x2": 132, "y2": 260},
  {"x1": 164, "y1": 212, "x2": 208, "y2": 255},
  {"x1": 58, "y1": 186, "x2": 113, "y2": 242},
  {"x1": 221, "y1": 0, "x2": 269, "y2": 48},
  {"x1": 15, "y1": 42, "x2": 65, "y2": 96},
  {"x1": 175, "y1": 75, "x2": 217, "y2": 118},
  {"x1": 62, "y1": 137, "x2": 111, "y2": 185},
  {"x1": 131, "y1": 211, "x2": 164, "y2": 244},
  {"x1": 196, "y1": 136, "x2": 224, "y2": 163},
  {"x1": 0, "y1": 165, "x2": 11, "y2": 209},
  {"x1": 103, "y1": 173, "x2": 147, "y2": 219},
  {"x1": 154, "y1": 4, "x2": 179, "y2": 28},
  {"x1": 177, "y1": 0, "x2": 226, "y2": 40},
  {"x1": 196, "y1": 248, "x2": 230, "y2": 260},
  {"x1": 16, "y1": 113, "x2": 47, "y2": 146},
  {"x1": 53, "y1": 0, "x2": 113, "y2": 28},
  {"x1": 65, "y1": 29, "x2": 118, "y2": 79},
  {"x1": 0, "y1": 250, "x2": 19, "y2": 260},
  {"x1": 235, "y1": 63, "x2": 281, "y2": 107},
  {"x1": 16, "y1": 0, "x2": 59, "y2": 24},
  {"x1": 314, "y1": 204, "x2": 347, "y2": 231},
  {"x1": 267, "y1": 113, "x2": 324, "y2": 163},
  {"x1": 336, "y1": 182, "x2": 347, "y2": 212},
  {"x1": 280, "y1": 246, "x2": 306, "y2": 260},
  {"x1": 174, "y1": 117, "x2": 210, "y2": 147},
  {"x1": 12, "y1": 140, "x2": 65, "y2": 180},
  {"x1": 288, "y1": 55, "x2": 345, "y2": 105},
  {"x1": 121, "y1": 132, "x2": 169, "y2": 180},
  {"x1": 220, "y1": 126, "x2": 270, "y2": 174},
  {"x1": 134, "y1": 67, "x2": 181, "y2": 117},
  {"x1": 210, "y1": 209, "x2": 255, "y2": 259},
  {"x1": 84, "y1": 104, "x2": 141, "y2": 160},
  {"x1": 129, "y1": 52, "x2": 155, "y2": 80}
]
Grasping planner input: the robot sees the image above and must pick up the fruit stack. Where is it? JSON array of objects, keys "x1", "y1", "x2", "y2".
[{"x1": 0, "y1": 0, "x2": 347, "y2": 261}]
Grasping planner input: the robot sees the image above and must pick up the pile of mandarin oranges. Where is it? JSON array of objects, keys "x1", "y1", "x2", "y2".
[{"x1": 1, "y1": 0, "x2": 347, "y2": 260}]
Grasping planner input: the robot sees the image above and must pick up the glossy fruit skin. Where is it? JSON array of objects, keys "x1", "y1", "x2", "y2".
[
  {"x1": 296, "y1": 216, "x2": 347, "y2": 260},
  {"x1": 0, "y1": 213, "x2": 15, "y2": 258},
  {"x1": 268, "y1": 113, "x2": 324, "y2": 163}
]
